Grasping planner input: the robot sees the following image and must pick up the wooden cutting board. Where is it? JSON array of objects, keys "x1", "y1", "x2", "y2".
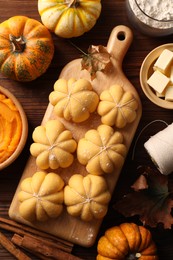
[{"x1": 9, "y1": 25, "x2": 142, "y2": 247}]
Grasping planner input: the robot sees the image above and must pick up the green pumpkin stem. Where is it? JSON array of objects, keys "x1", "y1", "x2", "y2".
[{"x1": 9, "y1": 34, "x2": 25, "y2": 53}]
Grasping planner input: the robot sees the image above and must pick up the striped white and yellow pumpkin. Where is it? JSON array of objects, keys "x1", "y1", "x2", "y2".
[{"x1": 38, "y1": 0, "x2": 102, "y2": 38}]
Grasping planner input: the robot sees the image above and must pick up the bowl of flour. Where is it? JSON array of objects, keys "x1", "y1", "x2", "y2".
[{"x1": 126, "y1": 0, "x2": 173, "y2": 36}]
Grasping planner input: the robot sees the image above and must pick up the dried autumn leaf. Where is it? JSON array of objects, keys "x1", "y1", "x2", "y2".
[
  {"x1": 81, "y1": 45, "x2": 112, "y2": 80},
  {"x1": 114, "y1": 166, "x2": 173, "y2": 229},
  {"x1": 131, "y1": 173, "x2": 148, "y2": 191}
]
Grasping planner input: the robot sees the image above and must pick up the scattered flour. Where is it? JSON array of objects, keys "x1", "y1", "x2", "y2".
[{"x1": 128, "y1": 0, "x2": 173, "y2": 29}]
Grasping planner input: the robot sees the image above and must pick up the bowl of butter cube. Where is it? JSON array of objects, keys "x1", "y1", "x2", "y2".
[{"x1": 140, "y1": 43, "x2": 173, "y2": 109}]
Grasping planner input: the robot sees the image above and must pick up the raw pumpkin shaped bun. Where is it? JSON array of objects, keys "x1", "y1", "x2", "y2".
[
  {"x1": 77, "y1": 124, "x2": 127, "y2": 175},
  {"x1": 49, "y1": 78, "x2": 99, "y2": 123},
  {"x1": 30, "y1": 119, "x2": 77, "y2": 170},
  {"x1": 18, "y1": 171, "x2": 64, "y2": 222},
  {"x1": 38, "y1": 0, "x2": 102, "y2": 38},
  {"x1": 64, "y1": 174, "x2": 111, "y2": 221},
  {"x1": 97, "y1": 84, "x2": 138, "y2": 128}
]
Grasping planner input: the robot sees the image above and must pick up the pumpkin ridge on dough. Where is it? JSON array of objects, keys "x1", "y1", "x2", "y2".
[
  {"x1": 98, "y1": 84, "x2": 138, "y2": 128},
  {"x1": 117, "y1": 98, "x2": 137, "y2": 125},
  {"x1": 118, "y1": 97, "x2": 137, "y2": 108},
  {"x1": 64, "y1": 174, "x2": 111, "y2": 221},
  {"x1": 49, "y1": 78, "x2": 99, "y2": 123},
  {"x1": 86, "y1": 143, "x2": 118, "y2": 170},
  {"x1": 77, "y1": 125, "x2": 127, "y2": 175},
  {"x1": 69, "y1": 91, "x2": 96, "y2": 109},
  {"x1": 108, "y1": 86, "x2": 136, "y2": 109},
  {"x1": 82, "y1": 185, "x2": 91, "y2": 204},
  {"x1": 30, "y1": 119, "x2": 77, "y2": 170},
  {"x1": 111, "y1": 97, "x2": 137, "y2": 120},
  {"x1": 39, "y1": 199, "x2": 63, "y2": 218},
  {"x1": 36, "y1": 199, "x2": 49, "y2": 218},
  {"x1": 66, "y1": 185, "x2": 88, "y2": 207},
  {"x1": 48, "y1": 131, "x2": 75, "y2": 151},
  {"x1": 18, "y1": 191, "x2": 33, "y2": 201},
  {"x1": 82, "y1": 174, "x2": 93, "y2": 203},
  {"x1": 18, "y1": 171, "x2": 64, "y2": 222}
]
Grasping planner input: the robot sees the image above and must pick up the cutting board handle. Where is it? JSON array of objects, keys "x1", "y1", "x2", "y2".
[{"x1": 107, "y1": 25, "x2": 133, "y2": 64}]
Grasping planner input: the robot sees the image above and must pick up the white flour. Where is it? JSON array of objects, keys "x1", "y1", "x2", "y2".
[{"x1": 129, "y1": 0, "x2": 173, "y2": 29}]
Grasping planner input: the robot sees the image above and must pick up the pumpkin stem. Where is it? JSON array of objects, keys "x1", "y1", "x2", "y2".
[
  {"x1": 126, "y1": 252, "x2": 141, "y2": 260},
  {"x1": 9, "y1": 34, "x2": 26, "y2": 53},
  {"x1": 66, "y1": 0, "x2": 79, "y2": 8}
]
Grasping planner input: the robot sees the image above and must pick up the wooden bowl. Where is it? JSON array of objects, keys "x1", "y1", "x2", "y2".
[
  {"x1": 140, "y1": 43, "x2": 173, "y2": 109},
  {"x1": 0, "y1": 86, "x2": 28, "y2": 170}
]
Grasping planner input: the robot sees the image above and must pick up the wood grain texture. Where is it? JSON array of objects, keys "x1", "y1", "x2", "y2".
[{"x1": 0, "y1": 0, "x2": 173, "y2": 259}]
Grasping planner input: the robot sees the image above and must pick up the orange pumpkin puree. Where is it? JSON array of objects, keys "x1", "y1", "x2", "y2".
[{"x1": 0, "y1": 93, "x2": 22, "y2": 163}]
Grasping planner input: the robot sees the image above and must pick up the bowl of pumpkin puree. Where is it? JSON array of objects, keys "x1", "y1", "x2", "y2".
[{"x1": 0, "y1": 85, "x2": 28, "y2": 170}]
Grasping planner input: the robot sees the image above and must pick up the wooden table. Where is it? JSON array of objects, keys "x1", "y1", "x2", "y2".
[{"x1": 0, "y1": 0, "x2": 173, "y2": 259}]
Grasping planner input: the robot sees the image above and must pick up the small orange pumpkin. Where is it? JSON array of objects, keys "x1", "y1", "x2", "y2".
[
  {"x1": 97, "y1": 223, "x2": 158, "y2": 260},
  {"x1": 0, "y1": 16, "x2": 54, "y2": 82}
]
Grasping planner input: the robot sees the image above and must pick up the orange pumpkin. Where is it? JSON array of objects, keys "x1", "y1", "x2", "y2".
[
  {"x1": 97, "y1": 223, "x2": 158, "y2": 260},
  {"x1": 0, "y1": 16, "x2": 54, "y2": 82}
]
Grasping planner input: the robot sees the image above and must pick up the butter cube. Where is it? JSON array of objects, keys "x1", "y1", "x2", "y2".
[
  {"x1": 156, "y1": 91, "x2": 165, "y2": 98},
  {"x1": 147, "y1": 70, "x2": 170, "y2": 94},
  {"x1": 154, "y1": 49, "x2": 173, "y2": 74},
  {"x1": 165, "y1": 85, "x2": 173, "y2": 101}
]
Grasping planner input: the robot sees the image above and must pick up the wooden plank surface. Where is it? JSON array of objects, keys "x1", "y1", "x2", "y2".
[
  {"x1": 0, "y1": 0, "x2": 173, "y2": 259},
  {"x1": 8, "y1": 25, "x2": 142, "y2": 247}
]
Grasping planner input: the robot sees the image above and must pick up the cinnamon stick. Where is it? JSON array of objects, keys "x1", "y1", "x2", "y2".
[
  {"x1": 12, "y1": 234, "x2": 82, "y2": 260},
  {"x1": 0, "y1": 217, "x2": 73, "y2": 253},
  {"x1": 0, "y1": 232, "x2": 31, "y2": 260}
]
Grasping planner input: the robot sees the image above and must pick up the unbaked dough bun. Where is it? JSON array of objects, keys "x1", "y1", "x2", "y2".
[
  {"x1": 49, "y1": 78, "x2": 99, "y2": 123},
  {"x1": 30, "y1": 119, "x2": 77, "y2": 170},
  {"x1": 64, "y1": 174, "x2": 111, "y2": 221},
  {"x1": 77, "y1": 124, "x2": 127, "y2": 175},
  {"x1": 18, "y1": 171, "x2": 64, "y2": 222},
  {"x1": 97, "y1": 84, "x2": 138, "y2": 128}
]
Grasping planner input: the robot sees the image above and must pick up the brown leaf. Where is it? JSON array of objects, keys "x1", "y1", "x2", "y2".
[
  {"x1": 81, "y1": 45, "x2": 112, "y2": 80},
  {"x1": 114, "y1": 166, "x2": 173, "y2": 229},
  {"x1": 131, "y1": 173, "x2": 148, "y2": 191}
]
